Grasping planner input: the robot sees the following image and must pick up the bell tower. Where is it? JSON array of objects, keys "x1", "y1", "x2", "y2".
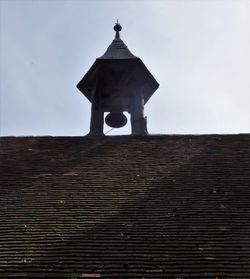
[{"x1": 77, "y1": 22, "x2": 159, "y2": 136}]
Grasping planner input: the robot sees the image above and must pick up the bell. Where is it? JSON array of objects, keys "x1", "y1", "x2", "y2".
[{"x1": 105, "y1": 112, "x2": 127, "y2": 128}]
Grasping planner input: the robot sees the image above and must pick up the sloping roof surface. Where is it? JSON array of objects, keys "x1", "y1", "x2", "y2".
[{"x1": 0, "y1": 135, "x2": 250, "y2": 278}]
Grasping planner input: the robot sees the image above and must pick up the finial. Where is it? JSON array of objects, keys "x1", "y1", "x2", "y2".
[{"x1": 114, "y1": 19, "x2": 122, "y2": 39}]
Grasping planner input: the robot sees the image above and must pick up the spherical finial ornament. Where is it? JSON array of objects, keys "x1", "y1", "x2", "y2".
[{"x1": 114, "y1": 23, "x2": 122, "y2": 32}]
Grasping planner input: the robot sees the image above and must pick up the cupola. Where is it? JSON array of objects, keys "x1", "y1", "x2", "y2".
[{"x1": 77, "y1": 21, "x2": 159, "y2": 136}]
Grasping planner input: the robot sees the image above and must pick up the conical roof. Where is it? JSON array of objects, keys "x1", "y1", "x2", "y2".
[
  {"x1": 77, "y1": 22, "x2": 159, "y2": 105},
  {"x1": 98, "y1": 23, "x2": 137, "y2": 59}
]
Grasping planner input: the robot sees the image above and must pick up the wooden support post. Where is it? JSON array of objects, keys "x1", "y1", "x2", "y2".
[
  {"x1": 88, "y1": 85, "x2": 104, "y2": 136},
  {"x1": 131, "y1": 91, "x2": 148, "y2": 135}
]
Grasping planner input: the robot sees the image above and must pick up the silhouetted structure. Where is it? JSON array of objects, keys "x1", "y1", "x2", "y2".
[{"x1": 77, "y1": 22, "x2": 159, "y2": 136}]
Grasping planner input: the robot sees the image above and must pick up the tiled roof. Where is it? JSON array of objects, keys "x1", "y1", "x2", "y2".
[{"x1": 0, "y1": 134, "x2": 250, "y2": 278}]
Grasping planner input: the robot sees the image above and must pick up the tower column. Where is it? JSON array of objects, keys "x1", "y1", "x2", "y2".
[
  {"x1": 89, "y1": 87, "x2": 104, "y2": 136},
  {"x1": 131, "y1": 91, "x2": 148, "y2": 135}
]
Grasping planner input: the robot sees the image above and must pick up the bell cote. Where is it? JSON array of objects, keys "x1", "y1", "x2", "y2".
[{"x1": 77, "y1": 22, "x2": 159, "y2": 136}]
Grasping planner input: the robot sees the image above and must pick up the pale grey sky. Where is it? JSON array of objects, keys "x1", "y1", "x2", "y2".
[{"x1": 1, "y1": 0, "x2": 249, "y2": 136}]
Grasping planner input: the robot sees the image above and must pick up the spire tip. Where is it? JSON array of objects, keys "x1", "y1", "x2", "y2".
[{"x1": 114, "y1": 20, "x2": 122, "y2": 32}]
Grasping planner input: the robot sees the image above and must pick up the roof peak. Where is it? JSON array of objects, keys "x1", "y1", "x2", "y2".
[{"x1": 98, "y1": 21, "x2": 137, "y2": 59}]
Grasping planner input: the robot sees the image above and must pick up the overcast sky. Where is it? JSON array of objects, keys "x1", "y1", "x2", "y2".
[{"x1": 1, "y1": 0, "x2": 249, "y2": 136}]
